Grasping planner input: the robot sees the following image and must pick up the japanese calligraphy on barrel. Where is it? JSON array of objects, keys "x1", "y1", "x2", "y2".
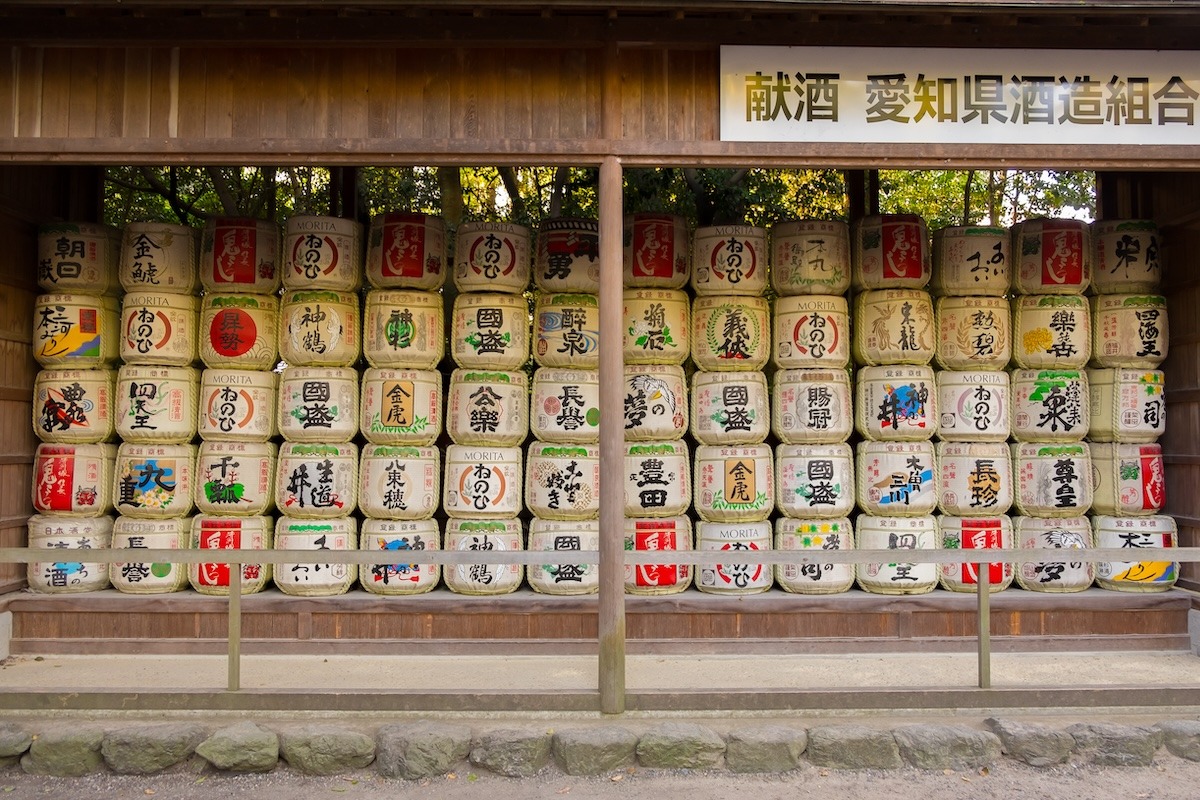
[
  {"x1": 774, "y1": 516, "x2": 855, "y2": 595},
  {"x1": 772, "y1": 295, "x2": 850, "y2": 369},
  {"x1": 852, "y1": 214, "x2": 930, "y2": 291},
  {"x1": 691, "y1": 224, "x2": 768, "y2": 296},
  {"x1": 1093, "y1": 515, "x2": 1177, "y2": 593},
  {"x1": 365, "y1": 212, "x2": 446, "y2": 291},
  {"x1": 197, "y1": 368, "x2": 277, "y2": 442},
  {"x1": 855, "y1": 515, "x2": 938, "y2": 595},
  {"x1": 531, "y1": 367, "x2": 600, "y2": 444},
  {"x1": 1014, "y1": 515, "x2": 1095, "y2": 593},
  {"x1": 120, "y1": 222, "x2": 199, "y2": 294},
  {"x1": 1090, "y1": 293, "x2": 1168, "y2": 369},
  {"x1": 278, "y1": 289, "x2": 360, "y2": 368},
  {"x1": 1011, "y1": 369, "x2": 1089, "y2": 443},
  {"x1": 534, "y1": 217, "x2": 600, "y2": 293},
  {"x1": 770, "y1": 219, "x2": 851, "y2": 296},
  {"x1": 447, "y1": 369, "x2": 529, "y2": 447},
  {"x1": 110, "y1": 516, "x2": 191, "y2": 595},
  {"x1": 937, "y1": 441, "x2": 1013, "y2": 516},
  {"x1": 277, "y1": 366, "x2": 359, "y2": 444},
  {"x1": 195, "y1": 439, "x2": 276, "y2": 516},
  {"x1": 1087, "y1": 368, "x2": 1165, "y2": 443},
  {"x1": 454, "y1": 221, "x2": 531, "y2": 294},
  {"x1": 451, "y1": 292, "x2": 530, "y2": 371},
  {"x1": 27, "y1": 514, "x2": 113, "y2": 593},
  {"x1": 32, "y1": 443, "x2": 116, "y2": 517},
  {"x1": 282, "y1": 215, "x2": 363, "y2": 292},
  {"x1": 623, "y1": 213, "x2": 690, "y2": 289},
  {"x1": 1011, "y1": 442, "x2": 1093, "y2": 518},
  {"x1": 34, "y1": 293, "x2": 121, "y2": 368},
  {"x1": 855, "y1": 440, "x2": 938, "y2": 516},
  {"x1": 362, "y1": 289, "x2": 444, "y2": 370},
  {"x1": 34, "y1": 367, "x2": 115, "y2": 444},
  {"x1": 1011, "y1": 218, "x2": 1091, "y2": 295},
  {"x1": 623, "y1": 516, "x2": 693, "y2": 595},
  {"x1": 443, "y1": 518, "x2": 524, "y2": 595},
  {"x1": 931, "y1": 225, "x2": 1009, "y2": 297},
  {"x1": 528, "y1": 518, "x2": 599, "y2": 596},
  {"x1": 937, "y1": 515, "x2": 1014, "y2": 593},
  {"x1": 855, "y1": 365, "x2": 938, "y2": 442},
  {"x1": 273, "y1": 516, "x2": 358, "y2": 597},
  {"x1": 360, "y1": 518, "x2": 441, "y2": 595},
  {"x1": 694, "y1": 444, "x2": 774, "y2": 523},
  {"x1": 1091, "y1": 442, "x2": 1166, "y2": 517},
  {"x1": 935, "y1": 295, "x2": 1011, "y2": 370},
  {"x1": 120, "y1": 291, "x2": 199, "y2": 367},
  {"x1": 852, "y1": 289, "x2": 935, "y2": 366},
  {"x1": 690, "y1": 370, "x2": 769, "y2": 445},
  {"x1": 696, "y1": 521, "x2": 773, "y2": 595},
  {"x1": 199, "y1": 293, "x2": 279, "y2": 371},
  {"x1": 113, "y1": 442, "x2": 196, "y2": 519},
  {"x1": 360, "y1": 367, "x2": 442, "y2": 446},
  {"x1": 1091, "y1": 219, "x2": 1162, "y2": 294},
  {"x1": 526, "y1": 442, "x2": 600, "y2": 521},
  {"x1": 1012, "y1": 294, "x2": 1091, "y2": 370},
  {"x1": 38, "y1": 222, "x2": 121, "y2": 295},
  {"x1": 935, "y1": 370, "x2": 1010, "y2": 442},
  {"x1": 189, "y1": 514, "x2": 273, "y2": 596},
  {"x1": 200, "y1": 217, "x2": 280, "y2": 295},
  {"x1": 274, "y1": 442, "x2": 358, "y2": 519}
]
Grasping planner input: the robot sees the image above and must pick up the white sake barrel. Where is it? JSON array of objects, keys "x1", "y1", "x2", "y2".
[
  {"x1": 199, "y1": 293, "x2": 279, "y2": 371},
  {"x1": 1088, "y1": 368, "x2": 1165, "y2": 443},
  {"x1": 930, "y1": 225, "x2": 1010, "y2": 297},
  {"x1": 110, "y1": 516, "x2": 191, "y2": 595},
  {"x1": 362, "y1": 289, "x2": 444, "y2": 370},
  {"x1": 769, "y1": 219, "x2": 851, "y2": 296},
  {"x1": 113, "y1": 442, "x2": 196, "y2": 519},
  {"x1": 275, "y1": 442, "x2": 358, "y2": 519},
  {"x1": 365, "y1": 211, "x2": 447, "y2": 291},
  {"x1": 120, "y1": 222, "x2": 199, "y2": 295},
  {"x1": 31, "y1": 443, "x2": 116, "y2": 517},
  {"x1": 278, "y1": 289, "x2": 361, "y2": 368},
  {"x1": 774, "y1": 517, "x2": 855, "y2": 595},
  {"x1": 1011, "y1": 218, "x2": 1091, "y2": 295},
  {"x1": 277, "y1": 366, "x2": 359, "y2": 443},
  {"x1": 624, "y1": 440, "x2": 691, "y2": 518},
  {"x1": 852, "y1": 214, "x2": 930, "y2": 291},
  {"x1": 690, "y1": 370, "x2": 769, "y2": 445},
  {"x1": 33, "y1": 293, "x2": 121, "y2": 368},
  {"x1": 195, "y1": 440, "x2": 276, "y2": 516},
  {"x1": 937, "y1": 516, "x2": 1014, "y2": 593},
  {"x1": 200, "y1": 217, "x2": 280, "y2": 294},
  {"x1": 935, "y1": 296, "x2": 1011, "y2": 370},
  {"x1": 623, "y1": 516, "x2": 693, "y2": 595},
  {"x1": 935, "y1": 370, "x2": 1010, "y2": 442},
  {"x1": 691, "y1": 296, "x2": 770, "y2": 371},
  {"x1": 855, "y1": 515, "x2": 938, "y2": 595},
  {"x1": 694, "y1": 444, "x2": 774, "y2": 523},
  {"x1": 528, "y1": 518, "x2": 599, "y2": 596},
  {"x1": 623, "y1": 289, "x2": 690, "y2": 366},
  {"x1": 855, "y1": 440, "x2": 938, "y2": 516},
  {"x1": 450, "y1": 292, "x2": 530, "y2": 370},
  {"x1": 358, "y1": 444, "x2": 440, "y2": 520},
  {"x1": 534, "y1": 217, "x2": 600, "y2": 293},
  {"x1": 189, "y1": 514, "x2": 273, "y2": 596},
  {"x1": 360, "y1": 367, "x2": 443, "y2": 446},
  {"x1": 852, "y1": 289, "x2": 936, "y2": 366},
  {"x1": 1012, "y1": 442, "x2": 1093, "y2": 517},
  {"x1": 772, "y1": 368, "x2": 853, "y2": 445},
  {"x1": 691, "y1": 224, "x2": 768, "y2": 296},
  {"x1": 454, "y1": 221, "x2": 531, "y2": 294},
  {"x1": 273, "y1": 516, "x2": 358, "y2": 597},
  {"x1": 119, "y1": 291, "x2": 199, "y2": 367},
  {"x1": 1014, "y1": 515, "x2": 1094, "y2": 593},
  {"x1": 623, "y1": 213, "x2": 690, "y2": 289},
  {"x1": 37, "y1": 222, "x2": 121, "y2": 295},
  {"x1": 26, "y1": 514, "x2": 113, "y2": 593},
  {"x1": 1011, "y1": 369, "x2": 1089, "y2": 443},
  {"x1": 34, "y1": 367, "x2": 115, "y2": 444},
  {"x1": 622, "y1": 365, "x2": 688, "y2": 442},
  {"x1": 360, "y1": 518, "x2": 441, "y2": 596},
  {"x1": 1091, "y1": 294, "x2": 1168, "y2": 369},
  {"x1": 696, "y1": 521, "x2": 773, "y2": 595},
  {"x1": 282, "y1": 214, "x2": 362, "y2": 292},
  {"x1": 443, "y1": 445, "x2": 523, "y2": 519},
  {"x1": 534, "y1": 292, "x2": 599, "y2": 369},
  {"x1": 1092, "y1": 219, "x2": 1162, "y2": 294},
  {"x1": 1091, "y1": 443, "x2": 1166, "y2": 517},
  {"x1": 447, "y1": 369, "x2": 529, "y2": 447},
  {"x1": 530, "y1": 367, "x2": 600, "y2": 443},
  {"x1": 855, "y1": 365, "x2": 937, "y2": 441},
  {"x1": 776, "y1": 443, "x2": 854, "y2": 519},
  {"x1": 1012, "y1": 294, "x2": 1091, "y2": 370},
  {"x1": 938, "y1": 441, "x2": 1013, "y2": 516},
  {"x1": 526, "y1": 442, "x2": 600, "y2": 520},
  {"x1": 772, "y1": 295, "x2": 851, "y2": 370},
  {"x1": 443, "y1": 518, "x2": 524, "y2": 596},
  {"x1": 1093, "y1": 515, "x2": 1178, "y2": 592},
  {"x1": 197, "y1": 368, "x2": 277, "y2": 442}
]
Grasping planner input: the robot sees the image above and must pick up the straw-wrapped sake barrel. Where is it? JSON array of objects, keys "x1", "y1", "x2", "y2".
[
  {"x1": 31, "y1": 443, "x2": 116, "y2": 517},
  {"x1": 33, "y1": 293, "x2": 120, "y2": 368},
  {"x1": 115, "y1": 365, "x2": 199, "y2": 444},
  {"x1": 113, "y1": 442, "x2": 196, "y2": 519},
  {"x1": 189, "y1": 514, "x2": 273, "y2": 596},
  {"x1": 935, "y1": 296, "x2": 1011, "y2": 370},
  {"x1": 937, "y1": 441, "x2": 1012, "y2": 516},
  {"x1": 856, "y1": 515, "x2": 939, "y2": 595},
  {"x1": 772, "y1": 368, "x2": 853, "y2": 445},
  {"x1": 526, "y1": 442, "x2": 600, "y2": 521},
  {"x1": 852, "y1": 214, "x2": 930, "y2": 291},
  {"x1": 1014, "y1": 515, "x2": 1094, "y2": 593},
  {"x1": 358, "y1": 445, "x2": 440, "y2": 520},
  {"x1": 1011, "y1": 442, "x2": 1093, "y2": 517},
  {"x1": 443, "y1": 445, "x2": 523, "y2": 519},
  {"x1": 1090, "y1": 293, "x2": 1168, "y2": 369},
  {"x1": 110, "y1": 515, "x2": 191, "y2": 595},
  {"x1": 273, "y1": 516, "x2": 357, "y2": 597},
  {"x1": 1011, "y1": 218, "x2": 1090, "y2": 295},
  {"x1": 691, "y1": 224, "x2": 768, "y2": 296},
  {"x1": 120, "y1": 221, "x2": 199, "y2": 294},
  {"x1": 282, "y1": 214, "x2": 362, "y2": 292},
  {"x1": 34, "y1": 367, "x2": 115, "y2": 444},
  {"x1": 623, "y1": 516, "x2": 693, "y2": 595},
  {"x1": 1091, "y1": 443, "x2": 1166, "y2": 517},
  {"x1": 774, "y1": 517, "x2": 855, "y2": 595},
  {"x1": 1093, "y1": 515, "x2": 1177, "y2": 592},
  {"x1": 622, "y1": 365, "x2": 688, "y2": 442},
  {"x1": 528, "y1": 518, "x2": 599, "y2": 596},
  {"x1": 855, "y1": 441, "x2": 938, "y2": 516},
  {"x1": 531, "y1": 367, "x2": 600, "y2": 444},
  {"x1": 454, "y1": 221, "x2": 531, "y2": 294},
  {"x1": 623, "y1": 213, "x2": 690, "y2": 289},
  {"x1": 200, "y1": 217, "x2": 280, "y2": 295},
  {"x1": 775, "y1": 443, "x2": 855, "y2": 519},
  {"x1": 194, "y1": 440, "x2": 276, "y2": 516},
  {"x1": 450, "y1": 292, "x2": 530, "y2": 371},
  {"x1": 1088, "y1": 368, "x2": 1165, "y2": 443},
  {"x1": 38, "y1": 222, "x2": 121, "y2": 295},
  {"x1": 364, "y1": 212, "x2": 447, "y2": 291},
  {"x1": 534, "y1": 293, "x2": 600, "y2": 369},
  {"x1": 693, "y1": 444, "x2": 774, "y2": 523},
  {"x1": 937, "y1": 515, "x2": 1014, "y2": 593},
  {"x1": 930, "y1": 225, "x2": 1009, "y2": 297},
  {"x1": 274, "y1": 442, "x2": 359, "y2": 519},
  {"x1": 276, "y1": 366, "x2": 359, "y2": 443},
  {"x1": 852, "y1": 289, "x2": 935, "y2": 366},
  {"x1": 935, "y1": 370, "x2": 1010, "y2": 442},
  {"x1": 534, "y1": 217, "x2": 600, "y2": 293},
  {"x1": 446, "y1": 369, "x2": 529, "y2": 447},
  {"x1": 769, "y1": 219, "x2": 851, "y2": 296},
  {"x1": 360, "y1": 367, "x2": 443, "y2": 446},
  {"x1": 624, "y1": 440, "x2": 691, "y2": 518},
  {"x1": 443, "y1": 518, "x2": 524, "y2": 596},
  {"x1": 696, "y1": 521, "x2": 773, "y2": 595},
  {"x1": 359, "y1": 519, "x2": 441, "y2": 595},
  {"x1": 772, "y1": 295, "x2": 850, "y2": 370},
  {"x1": 690, "y1": 370, "x2": 769, "y2": 446},
  {"x1": 278, "y1": 289, "x2": 361, "y2": 368},
  {"x1": 1091, "y1": 219, "x2": 1162, "y2": 294},
  {"x1": 855, "y1": 365, "x2": 937, "y2": 441},
  {"x1": 1012, "y1": 295, "x2": 1090, "y2": 370},
  {"x1": 119, "y1": 291, "x2": 199, "y2": 367},
  {"x1": 362, "y1": 289, "x2": 444, "y2": 370},
  {"x1": 199, "y1": 294, "x2": 279, "y2": 371},
  {"x1": 197, "y1": 368, "x2": 277, "y2": 442},
  {"x1": 26, "y1": 514, "x2": 113, "y2": 593},
  {"x1": 1011, "y1": 369, "x2": 1089, "y2": 443},
  {"x1": 623, "y1": 289, "x2": 689, "y2": 366},
  {"x1": 691, "y1": 296, "x2": 770, "y2": 371}
]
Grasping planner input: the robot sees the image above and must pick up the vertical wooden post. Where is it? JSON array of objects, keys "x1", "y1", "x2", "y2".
[
  {"x1": 228, "y1": 562, "x2": 242, "y2": 692},
  {"x1": 977, "y1": 559, "x2": 991, "y2": 689}
]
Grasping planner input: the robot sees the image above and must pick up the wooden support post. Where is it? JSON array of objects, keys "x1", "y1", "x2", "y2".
[
  {"x1": 977, "y1": 559, "x2": 991, "y2": 690},
  {"x1": 228, "y1": 562, "x2": 242, "y2": 692}
]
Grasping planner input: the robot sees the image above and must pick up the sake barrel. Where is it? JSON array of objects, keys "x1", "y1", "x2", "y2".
[
  {"x1": 1091, "y1": 293, "x2": 1169, "y2": 369},
  {"x1": 1012, "y1": 295, "x2": 1091, "y2": 370},
  {"x1": 771, "y1": 368, "x2": 853, "y2": 445},
  {"x1": 1011, "y1": 217, "x2": 1091, "y2": 295},
  {"x1": 26, "y1": 514, "x2": 113, "y2": 593},
  {"x1": 855, "y1": 515, "x2": 939, "y2": 595},
  {"x1": 534, "y1": 292, "x2": 600, "y2": 369},
  {"x1": 935, "y1": 370, "x2": 1010, "y2": 442},
  {"x1": 930, "y1": 225, "x2": 1010, "y2": 297},
  {"x1": 197, "y1": 368, "x2": 277, "y2": 442},
  {"x1": 37, "y1": 222, "x2": 121, "y2": 295},
  {"x1": 450, "y1": 292, "x2": 530, "y2": 370},
  {"x1": 622, "y1": 365, "x2": 688, "y2": 442},
  {"x1": 362, "y1": 289, "x2": 445, "y2": 370},
  {"x1": 443, "y1": 445, "x2": 523, "y2": 519},
  {"x1": 772, "y1": 295, "x2": 851, "y2": 369},
  {"x1": 195, "y1": 439, "x2": 277, "y2": 516},
  {"x1": 691, "y1": 296, "x2": 770, "y2": 371},
  {"x1": 282, "y1": 214, "x2": 363, "y2": 292},
  {"x1": 33, "y1": 293, "x2": 120, "y2": 368},
  {"x1": 694, "y1": 444, "x2": 774, "y2": 523},
  {"x1": 360, "y1": 518, "x2": 441, "y2": 596},
  {"x1": 690, "y1": 370, "x2": 769, "y2": 445},
  {"x1": 852, "y1": 289, "x2": 935, "y2": 366},
  {"x1": 935, "y1": 296, "x2": 1011, "y2": 370},
  {"x1": 120, "y1": 291, "x2": 199, "y2": 367},
  {"x1": 623, "y1": 516, "x2": 693, "y2": 595},
  {"x1": 938, "y1": 441, "x2": 1013, "y2": 516},
  {"x1": 526, "y1": 442, "x2": 600, "y2": 520},
  {"x1": 1094, "y1": 515, "x2": 1178, "y2": 592},
  {"x1": 623, "y1": 289, "x2": 690, "y2": 366},
  {"x1": 120, "y1": 221, "x2": 199, "y2": 294},
  {"x1": 1088, "y1": 368, "x2": 1165, "y2": 443},
  {"x1": 624, "y1": 440, "x2": 691, "y2": 518},
  {"x1": 34, "y1": 367, "x2": 115, "y2": 444},
  {"x1": 531, "y1": 367, "x2": 600, "y2": 443},
  {"x1": 358, "y1": 444, "x2": 440, "y2": 520},
  {"x1": 852, "y1": 214, "x2": 931, "y2": 291},
  {"x1": 278, "y1": 289, "x2": 361, "y2": 368},
  {"x1": 1091, "y1": 442, "x2": 1166, "y2": 517},
  {"x1": 113, "y1": 442, "x2": 196, "y2": 519},
  {"x1": 31, "y1": 443, "x2": 116, "y2": 517},
  {"x1": 1011, "y1": 442, "x2": 1093, "y2": 517},
  {"x1": 855, "y1": 365, "x2": 938, "y2": 441},
  {"x1": 528, "y1": 518, "x2": 599, "y2": 596},
  {"x1": 275, "y1": 442, "x2": 358, "y2": 519},
  {"x1": 277, "y1": 366, "x2": 359, "y2": 443},
  {"x1": 110, "y1": 516, "x2": 191, "y2": 594},
  {"x1": 1011, "y1": 369, "x2": 1089, "y2": 443},
  {"x1": 855, "y1": 440, "x2": 938, "y2": 516},
  {"x1": 360, "y1": 367, "x2": 443, "y2": 445},
  {"x1": 691, "y1": 224, "x2": 768, "y2": 296},
  {"x1": 200, "y1": 217, "x2": 280, "y2": 294},
  {"x1": 534, "y1": 217, "x2": 600, "y2": 293},
  {"x1": 273, "y1": 517, "x2": 358, "y2": 597},
  {"x1": 365, "y1": 211, "x2": 447, "y2": 290},
  {"x1": 937, "y1": 516, "x2": 1014, "y2": 593},
  {"x1": 769, "y1": 219, "x2": 851, "y2": 296},
  {"x1": 199, "y1": 293, "x2": 279, "y2": 371},
  {"x1": 1092, "y1": 219, "x2": 1162, "y2": 294},
  {"x1": 696, "y1": 521, "x2": 773, "y2": 595},
  {"x1": 454, "y1": 221, "x2": 531, "y2": 294},
  {"x1": 189, "y1": 514, "x2": 273, "y2": 596},
  {"x1": 1014, "y1": 515, "x2": 1094, "y2": 593},
  {"x1": 623, "y1": 213, "x2": 690, "y2": 289},
  {"x1": 774, "y1": 517, "x2": 855, "y2": 595},
  {"x1": 447, "y1": 369, "x2": 529, "y2": 447},
  {"x1": 443, "y1": 518, "x2": 524, "y2": 596},
  {"x1": 776, "y1": 443, "x2": 855, "y2": 519}
]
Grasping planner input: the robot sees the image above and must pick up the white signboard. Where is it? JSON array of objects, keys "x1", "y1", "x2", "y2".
[{"x1": 721, "y1": 45, "x2": 1200, "y2": 145}]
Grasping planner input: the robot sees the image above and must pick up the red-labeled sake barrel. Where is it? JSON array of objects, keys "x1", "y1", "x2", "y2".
[
  {"x1": 696, "y1": 521, "x2": 773, "y2": 595},
  {"x1": 110, "y1": 515, "x2": 191, "y2": 595},
  {"x1": 936, "y1": 441, "x2": 1012, "y2": 516},
  {"x1": 856, "y1": 515, "x2": 938, "y2": 595},
  {"x1": 1014, "y1": 515, "x2": 1094, "y2": 593},
  {"x1": 360, "y1": 518, "x2": 441, "y2": 595},
  {"x1": 443, "y1": 445, "x2": 522, "y2": 519},
  {"x1": 528, "y1": 518, "x2": 599, "y2": 596},
  {"x1": 694, "y1": 444, "x2": 774, "y2": 523},
  {"x1": 852, "y1": 289, "x2": 935, "y2": 366},
  {"x1": 189, "y1": 514, "x2": 273, "y2": 596},
  {"x1": 1012, "y1": 218, "x2": 1090, "y2": 295},
  {"x1": 855, "y1": 440, "x2": 938, "y2": 516},
  {"x1": 1012, "y1": 294, "x2": 1091, "y2": 370},
  {"x1": 200, "y1": 217, "x2": 280, "y2": 294},
  {"x1": 526, "y1": 442, "x2": 600, "y2": 521},
  {"x1": 365, "y1": 212, "x2": 447, "y2": 291},
  {"x1": 769, "y1": 219, "x2": 851, "y2": 296},
  {"x1": 362, "y1": 289, "x2": 444, "y2": 370},
  {"x1": 1012, "y1": 442, "x2": 1093, "y2": 517},
  {"x1": 1094, "y1": 514, "x2": 1177, "y2": 592},
  {"x1": 443, "y1": 518, "x2": 524, "y2": 596},
  {"x1": 534, "y1": 217, "x2": 600, "y2": 293},
  {"x1": 113, "y1": 442, "x2": 196, "y2": 519},
  {"x1": 282, "y1": 215, "x2": 363, "y2": 292},
  {"x1": 120, "y1": 291, "x2": 199, "y2": 367},
  {"x1": 938, "y1": 515, "x2": 1014, "y2": 593},
  {"x1": 278, "y1": 289, "x2": 361, "y2": 368},
  {"x1": 852, "y1": 214, "x2": 930, "y2": 291},
  {"x1": 691, "y1": 296, "x2": 770, "y2": 371},
  {"x1": 360, "y1": 367, "x2": 443, "y2": 446},
  {"x1": 358, "y1": 444, "x2": 440, "y2": 521},
  {"x1": 623, "y1": 516, "x2": 693, "y2": 595},
  {"x1": 33, "y1": 293, "x2": 121, "y2": 368},
  {"x1": 273, "y1": 516, "x2": 358, "y2": 597},
  {"x1": 623, "y1": 289, "x2": 690, "y2": 366},
  {"x1": 534, "y1": 292, "x2": 600, "y2": 369},
  {"x1": 195, "y1": 439, "x2": 276, "y2": 516},
  {"x1": 1091, "y1": 294, "x2": 1168, "y2": 369},
  {"x1": 1092, "y1": 219, "x2": 1162, "y2": 294},
  {"x1": 530, "y1": 367, "x2": 600, "y2": 444},
  {"x1": 776, "y1": 443, "x2": 854, "y2": 519},
  {"x1": 772, "y1": 295, "x2": 850, "y2": 370},
  {"x1": 31, "y1": 443, "x2": 116, "y2": 517},
  {"x1": 197, "y1": 368, "x2": 277, "y2": 442},
  {"x1": 447, "y1": 369, "x2": 529, "y2": 447},
  {"x1": 855, "y1": 365, "x2": 937, "y2": 441},
  {"x1": 771, "y1": 368, "x2": 852, "y2": 445},
  {"x1": 774, "y1": 517, "x2": 855, "y2": 595},
  {"x1": 26, "y1": 514, "x2": 113, "y2": 593},
  {"x1": 1091, "y1": 442, "x2": 1166, "y2": 517},
  {"x1": 277, "y1": 366, "x2": 359, "y2": 444},
  {"x1": 935, "y1": 296, "x2": 1011, "y2": 371},
  {"x1": 931, "y1": 225, "x2": 1010, "y2": 297},
  {"x1": 624, "y1": 440, "x2": 690, "y2": 518},
  {"x1": 120, "y1": 222, "x2": 199, "y2": 294},
  {"x1": 623, "y1": 213, "x2": 689, "y2": 289},
  {"x1": 1011, "y1": 369, "x2": 1089, "y2": 443},
  {"x1": 691, "y1": 224, "x2": 768, "y2": 296},
  {"x1": 690, "y1": 370, "x2": 769, "y2": 446},
  {"x1": 454, "y1": 221, "x2": 531, "y2": 294},
  {"x1": 199, "y1": 293, "x2": 279, "y2": 371},
  {"x1": 34, "y1": 367, "x2": 115, "y2": 444},
  {"x1": 275, "y1": 442, "x2": 358, "y2": 519},
  {"x1": 450, "y1": 292, "x2": 530, "y2": 371},
  {"x1": 1088, "y1": 368, "x2": 1165, "y2": 443},
  {"x1": 935, "y1": 370, "x2": 1010, "y2": 442},
  {"x1": 37, "y1": 222, "x2": 121, "y2": 295},
  {"x1": 623, "y1": 365, "x2": 688, "y2": 442}
]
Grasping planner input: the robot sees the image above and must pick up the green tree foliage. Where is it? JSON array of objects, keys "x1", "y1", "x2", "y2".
[{"x1": 878, "y1": 169, "x2": 1096, "y2": 229}]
